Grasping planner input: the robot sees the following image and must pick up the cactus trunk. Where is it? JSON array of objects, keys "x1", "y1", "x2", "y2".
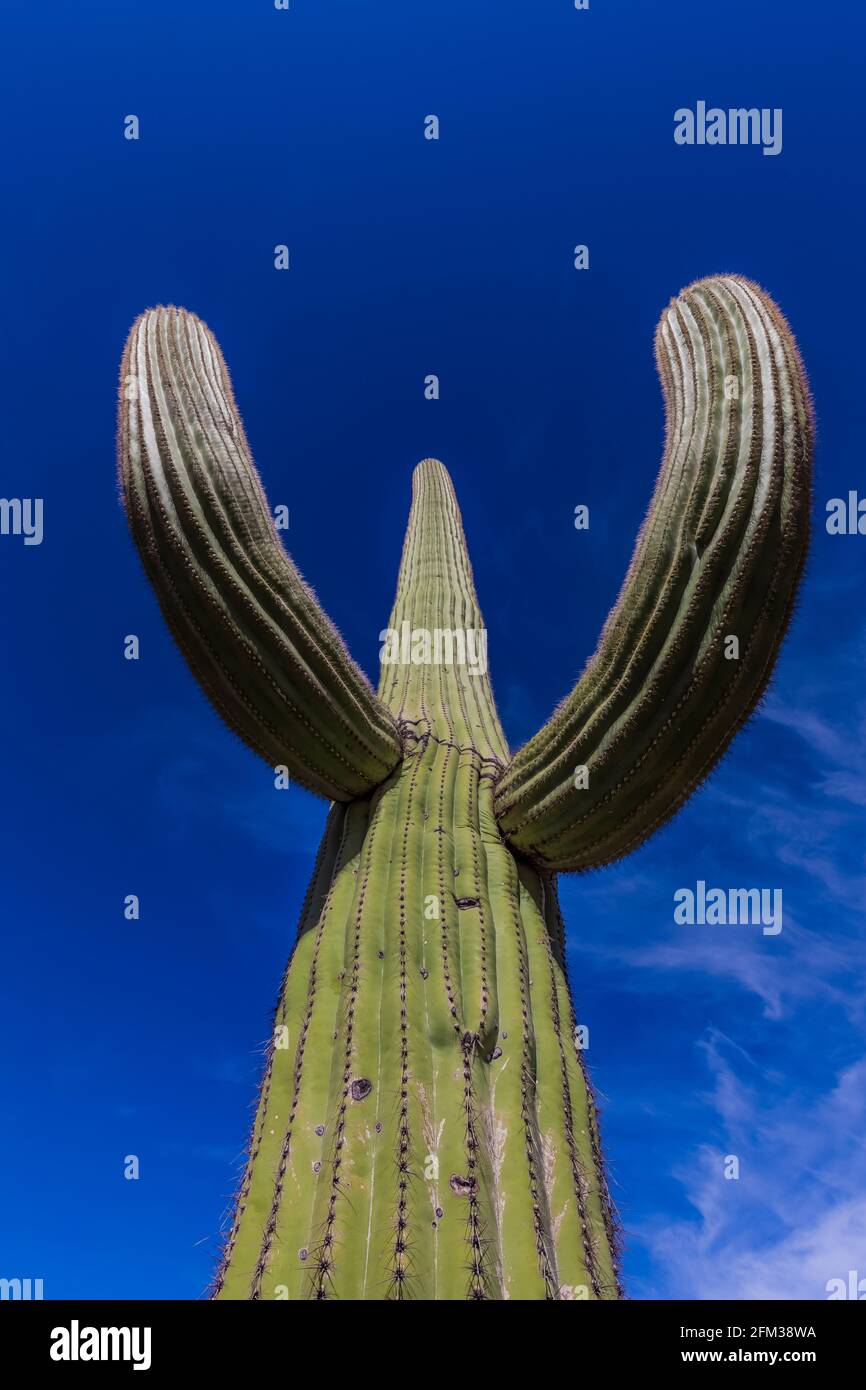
[{"x1": 212, "y1": 461, "x2": 620, "y2": 1300}]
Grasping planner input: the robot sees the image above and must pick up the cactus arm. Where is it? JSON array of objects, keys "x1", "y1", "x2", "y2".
[
  {"x1": 118, "y1": 306, "x2": 402, "y2": 800},
  {"x1": 494, "y1": 276, "x2": 812, "y2": 871}
]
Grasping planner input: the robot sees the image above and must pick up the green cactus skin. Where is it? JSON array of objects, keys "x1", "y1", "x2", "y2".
[
  {"x1": 119, "y1": 306, "x2": 402, "y2": 801},
  {"x1": 495, "y1": 277, "x2": 812, "y2": 871},
  {"x1": 117, "y1": 276, "x2": 811, "y2": 1300}
]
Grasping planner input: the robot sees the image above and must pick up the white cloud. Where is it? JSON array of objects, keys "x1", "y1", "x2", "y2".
[{"x1": 635, "y1": 1039, "x2": 866, "y2": 1300}]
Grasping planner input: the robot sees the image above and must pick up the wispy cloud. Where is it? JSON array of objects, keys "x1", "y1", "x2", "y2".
[
  {"x1": 630, "y1": 923, "x2": 865, "y2": 1023},
  {"x1": 561, "y1": 625, "x2": 866, "y2": 1298},
  {"x1": 634, "y1": 1036, "x2": 866, "y2": 1299}
]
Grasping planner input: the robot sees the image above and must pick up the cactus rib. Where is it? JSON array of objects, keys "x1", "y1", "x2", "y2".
[{"x1": 493, "y1": 276, "x2": 812, "y2": 871}]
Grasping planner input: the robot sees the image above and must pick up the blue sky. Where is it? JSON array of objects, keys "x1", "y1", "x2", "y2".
[{"x1": 1, "y1": 0, "x2": 864, "y2": 1299}]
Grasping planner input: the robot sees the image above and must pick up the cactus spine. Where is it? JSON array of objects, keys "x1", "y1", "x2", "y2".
[{"x1": 118, "y1": 276, "x2": 811, "y2": 1300}]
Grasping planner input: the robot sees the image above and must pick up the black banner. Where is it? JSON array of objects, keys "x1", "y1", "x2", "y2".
[{"x1": 0, "y1": 1298, "x2": 860, "y2": 1374}]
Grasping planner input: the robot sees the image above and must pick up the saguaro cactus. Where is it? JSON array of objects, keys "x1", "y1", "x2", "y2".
[{"x1": 118, "y1": 276, "x2": 811, "y2": 1299}]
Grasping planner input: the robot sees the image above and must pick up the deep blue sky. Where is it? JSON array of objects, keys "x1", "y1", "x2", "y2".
[{"x1": 1, "y1": 0, "x2": 864, "y2": 1300}]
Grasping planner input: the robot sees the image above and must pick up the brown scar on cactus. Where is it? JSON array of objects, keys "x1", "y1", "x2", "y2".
[{"x1": 118, "y1": 275, "x2": 812, "y2": 1300}]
